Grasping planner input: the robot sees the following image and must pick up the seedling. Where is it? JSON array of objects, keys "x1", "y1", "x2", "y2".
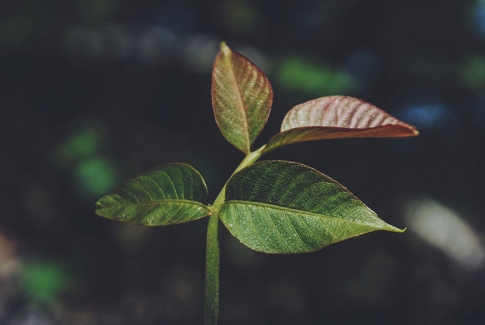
[{"x1": 95, "y1": 42, "x2": 418, "y2": 324}]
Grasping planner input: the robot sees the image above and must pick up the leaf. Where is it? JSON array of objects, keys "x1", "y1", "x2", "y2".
[
  {"x1": 95, "y1": 163, "x2": 211, "y2": 226},
  {"x1": 212, "y1": 42, "x2": 273, "y2": 154},
  {"x1": 219, "y1": 161, "x2": 403, "y2": 254},
  {"x1": 265, "y1": 96, "x2": 418, "y2": 152}
]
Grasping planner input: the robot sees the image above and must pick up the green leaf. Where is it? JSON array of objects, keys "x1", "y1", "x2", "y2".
[
  {"x1": 265, "y1": 96, "x2": 418, "y2": 152},
  {"x1": 95, "y1": 163, "x2": 211, "y2": 226},
  {"x1": 212, "y1": 42, "x2": 273, "y2": 154},
  {"x1": 219, "y1": 161, "x2": 403, "y2": 254}
]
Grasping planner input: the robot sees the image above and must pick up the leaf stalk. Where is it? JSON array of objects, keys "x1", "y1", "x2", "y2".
[{"x1": 211, "y1": 144, "x2": 266, "y2": 212}]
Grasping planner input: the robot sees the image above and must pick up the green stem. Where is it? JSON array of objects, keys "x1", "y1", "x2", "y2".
[
  {"x1": 204, "y1": 213, "x2": 220, "y2": 325},
  {"x1": 204, "y1": 144, "x2": 265, "y2": 325}
]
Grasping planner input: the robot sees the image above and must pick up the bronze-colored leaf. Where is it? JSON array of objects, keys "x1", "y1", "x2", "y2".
[
  {"x1": 265, "y1": 96, "x2": 418, "y2": 152},
  {"x1": 212, "y1": 42, "x2": 273, "y2": 154}
]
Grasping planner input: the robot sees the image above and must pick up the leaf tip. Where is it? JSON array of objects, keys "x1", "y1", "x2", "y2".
[
  {"x1": 384, "y1": 224, "x2": 406, "y2": 233},
  {"x1": 94, "y1": 198, "x2": 104, "y2": 214},
  {"x1": 95, "y1": 198, "x2": 102, "y2": 208},
  {"x1": 94, "y1": 195, "x2": 113, "y2": 216},
  {"x1": 403, "y1": 123, "x2": 419, "y2": 137},
  {"x1": 220, "y1": 41, "x2": 231, "y2": 55}
]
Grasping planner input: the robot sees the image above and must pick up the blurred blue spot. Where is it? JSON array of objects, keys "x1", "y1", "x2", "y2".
[
  {"x1": 475, "y1": 1, "x2": 485, "y2": 37},
  {"x1": 398, "y1": 103, "x2": 458, "y2": 129}
]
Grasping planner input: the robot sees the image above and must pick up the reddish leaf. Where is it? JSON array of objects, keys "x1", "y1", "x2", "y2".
[
  {"x1": 265, "y1": 96, "x2": 418, "y2": 152},
  {"x1": 212, "y1": 42, "x2": 273, "y2": 154}
]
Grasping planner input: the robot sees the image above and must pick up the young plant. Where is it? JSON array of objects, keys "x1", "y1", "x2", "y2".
[{"x1": 95, "y1": 42, "x2": 418, "y2": 324}]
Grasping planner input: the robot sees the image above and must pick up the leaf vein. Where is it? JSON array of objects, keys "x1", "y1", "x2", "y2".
[
  {"x1": 144, "y1": 175, "x2": 166, "y2": 199},
  {"x1": 225, "y1": 200, "x2": 380, "y2": 229},
  {"x1": 263, "y1": 206, "x2": 292, "y2": 252},
  {"x1": 282, "y1": 210, "x2": 310, "y2": 250}
]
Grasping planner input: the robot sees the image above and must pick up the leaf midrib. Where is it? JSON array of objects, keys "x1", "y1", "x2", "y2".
[
  {"x1": 280, "y1": 124, "x2": 406, "y2": 133},
  {"x1": 223, "y1": 200, "x2": 382, "y2": 229},
  {"x1": 225, "y1": 54, "x2": 251, "y2": 152},
  {"x1": 98, "y1": 199, "x2": 211, "y2": 211}
]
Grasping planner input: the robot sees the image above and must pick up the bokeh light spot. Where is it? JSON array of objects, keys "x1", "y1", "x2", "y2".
[
  {"x1": 21, "y1": 262, "x2": 72, "y2": 303},
  {"x1": 75, "y1": 158, "x2": 118, "y2": 197},
  {"x1": 277, "y1": 57, "x2": 357, "y2": 96},
  {"x1": 473, "y1": 0, "x2": 485, "y2": 38},
  {"x1": 397, "y1": 102, "x2": 457, "y2": 129},
  {"x1": 460, "y1": 55, "x2": 485, "y2": 91},
  {"x1": 57, "y1": 127, "x2": 103, "y2": 164},
  {"x1": 404, "y1": 198, "x2": 485, "y2": 270}
]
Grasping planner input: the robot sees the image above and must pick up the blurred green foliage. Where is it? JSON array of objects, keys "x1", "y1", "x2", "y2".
[
  {"x1": 277, "y1": 57, "x2": 358, "y2": 96},
  {"x1": 20, "y1": 262, "x2": 72, "y2": 304},
  {"x1": 57, "y1": 128, "x2": 103, "y2": 163},
  {"x1": 460, "y1": 55, "x2": 485, "y2": 91},
  {"x1": 55, "y1": 126, "x2": 119, "y2": 198},
  {"x1": 76, "y1": 157, "x2": 118, "y2": 197}
]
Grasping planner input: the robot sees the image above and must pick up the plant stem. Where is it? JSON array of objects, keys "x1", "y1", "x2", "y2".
[
  {"x1": 204, "y1": 212, "x2": 220, "y2": 325},
  {"x1": 204, "y1": 144, "x2": 266, "y2": 325}
]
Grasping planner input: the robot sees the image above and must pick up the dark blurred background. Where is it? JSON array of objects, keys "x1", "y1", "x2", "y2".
[{"x1": 1, "y1": 0, "x2": 485, "y2": 324}]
